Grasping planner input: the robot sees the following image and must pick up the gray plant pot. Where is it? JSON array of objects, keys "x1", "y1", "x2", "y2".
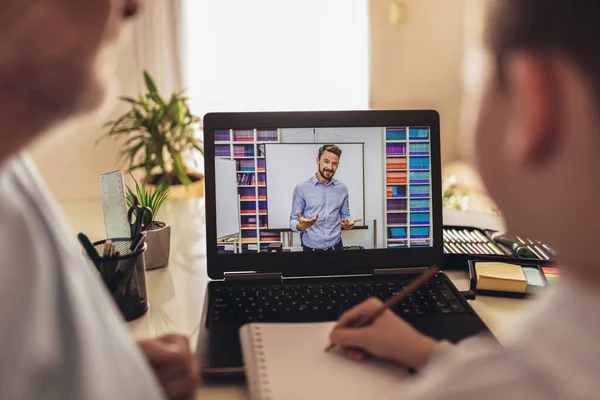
[{"x1": 144, "y1": 222, "x2": 171, "y2": 270}]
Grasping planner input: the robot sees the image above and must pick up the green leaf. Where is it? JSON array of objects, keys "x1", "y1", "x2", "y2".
[
  {"x1": 120, "y1": 96, "x2": 142, "y2": 105},
  {"x1": 143, "y1": 70, "x2": 159, "y2": 95}
]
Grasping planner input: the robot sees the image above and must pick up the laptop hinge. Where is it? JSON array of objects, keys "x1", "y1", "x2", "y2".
[
  {"x1": 373, "y1": 267, "x2": 429, "y2": 276},
  {"x1": 224, "y1": 272, "x2": 283, "y2": 282}
]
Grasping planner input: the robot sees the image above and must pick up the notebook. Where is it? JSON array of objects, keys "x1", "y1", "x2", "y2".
[
  {"x1": 239, "y1": 322, "x2": 409, "y2": 400},
  {"x1": 476, "y1": 262, "x2": 528, "y2": 293}
]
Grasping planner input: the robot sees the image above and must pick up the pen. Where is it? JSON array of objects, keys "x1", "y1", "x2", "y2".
[
  {"x1": 78, "y1": 233, "x2": 100, "y2": 261},
  {"x1": 324, "y1": 266, "x2": 439, "y2": 352}
]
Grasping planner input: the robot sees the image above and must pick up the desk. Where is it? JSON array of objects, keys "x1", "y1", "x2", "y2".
[{"x1": 60, "y1": 199, "x2": 530, "y2": 400}]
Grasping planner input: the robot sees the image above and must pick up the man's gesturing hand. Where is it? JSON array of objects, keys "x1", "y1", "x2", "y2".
[
  {"x1": 339, "y1": 218, "x2": 363, "y2": 230},
  {"x1": 297, "y1": 211, "x2": 319, "y2": 231}
]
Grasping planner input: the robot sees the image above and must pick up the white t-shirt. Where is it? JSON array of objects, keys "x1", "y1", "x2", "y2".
[
  {"x1": 393, "y1": 274, "x2": 600, "y2": 399},
  {"x1": 0, "y1": 154, "x2": 164, "y2": 399}
]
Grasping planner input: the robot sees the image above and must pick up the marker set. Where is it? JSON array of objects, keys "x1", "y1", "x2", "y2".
[
  {"x1": 444, "y1": 225, "x2": 557, "y2": 274},
  {"x1": 443, "y1": 228, "x2": 504, "y2": 256}
]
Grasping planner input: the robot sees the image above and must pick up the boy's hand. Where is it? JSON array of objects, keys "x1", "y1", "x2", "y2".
[
  {"x1": 339, "y1": 218, "x2": 363, "y2": 229},
  {"x1": 138, "y1": 334, "x2": 199, "y2": 400},
  {"x1": 297, "y1": 211, "x2": 319, "y2": 231},
  {"x1": 329, "y1": 298, "x2": 438, "y2": 370}
]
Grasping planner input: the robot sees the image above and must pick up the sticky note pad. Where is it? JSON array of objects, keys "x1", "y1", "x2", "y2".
[{"x1": 476, "y1": 262, "x2": 528, "y2": 293}]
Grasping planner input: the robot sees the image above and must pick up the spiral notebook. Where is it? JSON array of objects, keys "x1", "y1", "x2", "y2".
[{"x1": 239, "y1": 322, "x2": 409, "y2": 400}]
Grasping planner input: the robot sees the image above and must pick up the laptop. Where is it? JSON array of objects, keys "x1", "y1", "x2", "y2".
[{"x1": 198, "y1": 110, "x2": 489, "y2": 379}]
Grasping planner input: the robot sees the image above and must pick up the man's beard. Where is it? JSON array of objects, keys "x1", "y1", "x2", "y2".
[{"x1": 320, "y1": 167, "x2": 335, "y2": 181}]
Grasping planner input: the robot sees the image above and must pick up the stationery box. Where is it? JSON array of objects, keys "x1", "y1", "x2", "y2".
[
  {"x1": 467, "y1": 260, "x2": 559, "y2": 299},
  {"x1": 442, "y1": 225, "x2": 554, "y2": 271}
]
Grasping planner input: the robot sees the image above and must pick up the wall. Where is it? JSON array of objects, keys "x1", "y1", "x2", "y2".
[
  {"x1": 29, "y1": 0, "x2": 183, "y2": 202},
  {"x1": 369, "y1": 0, "x2": 467, "y2": 164}
]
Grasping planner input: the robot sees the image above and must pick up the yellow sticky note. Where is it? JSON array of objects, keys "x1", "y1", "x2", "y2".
[{"x1": 476, "y1": 262, "x2": 527, "y2": 293}]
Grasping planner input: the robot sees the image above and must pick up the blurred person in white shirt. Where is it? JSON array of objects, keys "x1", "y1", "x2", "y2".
[{"x1": 0, "y1": 1, "x2": 197, "y2": 399}]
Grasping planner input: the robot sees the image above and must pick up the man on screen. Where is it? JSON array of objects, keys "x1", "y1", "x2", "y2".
[{"x1": 289, "y1": 144, "x2": 362, "y2": 252}]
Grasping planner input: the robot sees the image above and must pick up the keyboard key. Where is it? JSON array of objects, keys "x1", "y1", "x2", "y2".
[
  {"x1": 440, "y1": 290, "x2": 457, "y2": 301},
  {"x1": 448, "y1": 301, "x2": 465, "y2": 314}
]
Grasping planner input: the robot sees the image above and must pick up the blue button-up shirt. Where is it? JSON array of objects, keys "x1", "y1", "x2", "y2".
[{"x1": 289, "y1": 175, "x2": 351, "y2": 249}]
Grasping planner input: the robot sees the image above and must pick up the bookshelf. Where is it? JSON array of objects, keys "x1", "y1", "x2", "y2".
[
  {"x1": 383, "y1": 127, "x2": 433, "y2": 248},
  {"x1": 215, "y1": 129, "x2": 282, "y2": 253}
]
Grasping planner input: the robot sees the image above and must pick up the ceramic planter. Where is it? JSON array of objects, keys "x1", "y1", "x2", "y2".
[{"x1": 144, "y1": 222, "x2": 171, "y2": 269}]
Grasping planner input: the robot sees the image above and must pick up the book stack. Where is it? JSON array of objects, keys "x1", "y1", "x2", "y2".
[
  {"x1": 386, "y1": 158, "x2": 407, "y2": 170},
  {"x1": 239, "y1": 187, "x2": 256, "y2": 200},
  {"x1": 410, "y1": 227, "x2": 430, "y2": 239},
  {"x1": 387, "y1": 198, "x2": 407, "y2": 211},
  {"x1": 257, "y1": 173, "x2": 266, "y2": 186},
  {"x1": 409, "y1": 127, "x2": 430, "y2": 140},
  {"x1": 258, "y1": 201, "x2": 267, "y2": 214},
  {"x1": 409, "y1": 157, "x2": 430, "y2": 170},
  {"x1": 387, "y1": 185, "x2": 406, "y2": 198},
  {"x1": 410, "y1": 185, "x2": 430, "y2": 198},
  {"x1": 242, "y1": 216, "x2": 258, "y2": 228},
  {"x1": 386, "y1": 128, "x2": 406, "y2": 141},
  {"x1": 233, "y1": 130, "x2": 254, "y2": 142},
  {"x1": 258, "y1": 187, "x2": 267, "y2": 200},
  {"x1": 389, "y1": 227, "x2": 407, "y2": 239},
  {"x1": 387, "y1": 213, "x2": 407, "y2": 225},
  {"x1": 257, "y1": 159, "x2": 266, "y2": 172},
  {"x1": 410, "y1": 212, "x2": 430, "y2": 225},
  {"x1": 386, "y1": 171, "x2": 407, "y2": 184},
  {"x1": 260, "y1": 231, "x2": 281, "y2": 242},
  {"x1": 409, "y1": 143, "x2": 429, "y2": 156},
  {"x1": 234, "y1": 145, "x2": 254, "y2": 157},
  {"x1": 237, "y1": 173, "x2": 256, "y2": 186},
  {"x1": 238, "y1": 159, "x2": 255, "y2": 172},
  {"x1": 386, "y1": 143, "x2": 406, "y2": 156},
  {"x1": 240, "y1": 203, "x2": 257, "y2": 215},
  {"x1": 256, "y1": 129, "x2": 278, "y2": 142},
  {"x1": 409, "y1": 171, "x2": 429, "y2": 184},
  {"x1": 215, "y1": 145, "x2": 231, "y2": 157},
  {"x1": 410, "y1": 199, "x2": 430, "y2": 212},
  {"x1": 214, "y1": 129, "x2": 230, "y2": 142}
]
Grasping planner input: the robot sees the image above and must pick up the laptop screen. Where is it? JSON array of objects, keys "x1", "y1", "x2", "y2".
[{"x1": 213, "y1": 126, "x2": 434, "y2": 254}]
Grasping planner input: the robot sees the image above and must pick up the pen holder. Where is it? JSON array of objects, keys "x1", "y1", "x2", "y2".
[{"x1": 85, "y1": 238, "x2": 149, "y2": 322}]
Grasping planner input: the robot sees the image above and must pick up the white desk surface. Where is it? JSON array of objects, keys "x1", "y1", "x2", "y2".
[{"x1": 60, "y1": 199, "x2": 529, "y2": 399}]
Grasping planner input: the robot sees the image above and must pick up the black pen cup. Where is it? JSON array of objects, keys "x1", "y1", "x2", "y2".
[{"x1": 85, "y1": 238, "x2": 149, "y2": 321}]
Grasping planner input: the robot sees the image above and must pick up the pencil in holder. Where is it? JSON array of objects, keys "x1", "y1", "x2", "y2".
[{"x1": 85, "y1": 238, "x2": 149, "y2": 321}]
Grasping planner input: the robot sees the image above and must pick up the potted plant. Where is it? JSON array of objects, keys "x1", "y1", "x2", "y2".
[
  {"x1": 126, "y1": 177, "x2": 171, "y2": 270},
  {"x1": 103, "y1": 70, "x2": 204, "y2": 197}
]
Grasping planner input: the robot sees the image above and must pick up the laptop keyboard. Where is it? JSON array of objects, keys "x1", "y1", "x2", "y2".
[{"x1": 210, "y1": 279, "x2": 466, "y2": 326}]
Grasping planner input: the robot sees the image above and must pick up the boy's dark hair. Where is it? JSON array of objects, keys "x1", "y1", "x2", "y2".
[
  {"x1": 318, "y1": 144, "x2": 342, "y2": 160},
  {"x1": 489, "y1": 0, "x2": 600, "y2": 93}
]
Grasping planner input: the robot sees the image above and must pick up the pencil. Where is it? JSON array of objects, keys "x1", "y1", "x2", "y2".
[{"x1": 324, "y1": 266, "x2": 439, "y2": 352}]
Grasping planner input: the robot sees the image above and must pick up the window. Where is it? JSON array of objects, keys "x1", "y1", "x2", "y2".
[{"x1": 182, "y1": 0, "x2": 369, "y2": 117}]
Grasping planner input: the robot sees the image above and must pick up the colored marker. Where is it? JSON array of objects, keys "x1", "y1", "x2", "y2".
[
  {"x1": 455, "y1": 230, "x2": 473, "y2": 243},
  {"x1": 449, "y1": 242, "x2": 463, "y2": 254},
  {"x1": 447, "y1": 230, "x2": 462, "y2": 243}
]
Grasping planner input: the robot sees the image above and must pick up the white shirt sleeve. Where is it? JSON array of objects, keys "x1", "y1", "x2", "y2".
[{"x1": 386, "y1": 336, "x2": 554, "y2": 400}]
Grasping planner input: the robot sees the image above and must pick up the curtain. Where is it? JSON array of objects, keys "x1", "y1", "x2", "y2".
[{"x1": 133, "y1": 0, "x2": 184, "y2": 95}]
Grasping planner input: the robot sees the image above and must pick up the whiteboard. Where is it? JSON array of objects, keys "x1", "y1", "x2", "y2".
[
  {"x1": 265, "y1": 143, "x2": 365, "y2": 230},
  {"x1": 215, "y1": 159, "x2": 240, "y2": 239}
]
